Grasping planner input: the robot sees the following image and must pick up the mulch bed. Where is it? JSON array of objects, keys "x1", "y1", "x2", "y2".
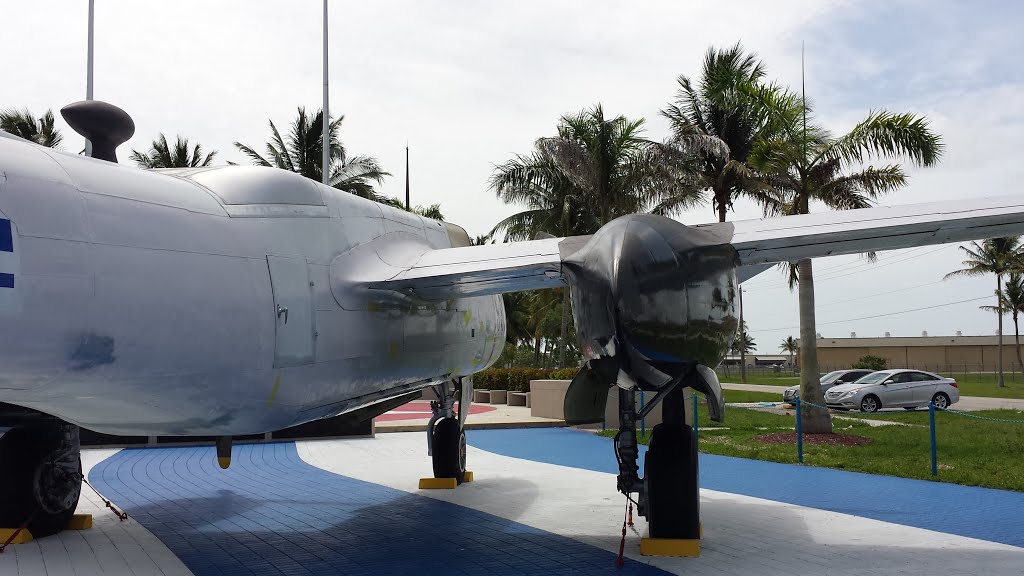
[{"x1": 754, "y1": 432, "x2": 873, "y2": 446}]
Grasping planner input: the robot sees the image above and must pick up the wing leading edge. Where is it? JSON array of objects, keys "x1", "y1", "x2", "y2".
[{"x1": 370, "y1": 195, "x2": 1024, "y2": 300}]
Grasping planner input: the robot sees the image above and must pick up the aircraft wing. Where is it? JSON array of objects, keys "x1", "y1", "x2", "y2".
[
  {"x1": 370, "y1": 195, "x2": 1024, "y2": 300},
  {"x1": 367, "y1": 236, "x2": 590, "y2": 299},
  {"x1": 723, "y1": 194, "x2": 1024, "y2": 265}
]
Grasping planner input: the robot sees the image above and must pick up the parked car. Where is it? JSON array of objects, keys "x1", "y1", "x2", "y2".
[
  {"x1": 824, "y1": 369, "x2": 959, "y2": 412},
  {"x1": 782, "y1": 369, "x2": 874, "y2": 404}
]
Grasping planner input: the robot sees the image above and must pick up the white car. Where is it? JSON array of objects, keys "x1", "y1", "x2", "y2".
[{"x1": 824, "y1": 369, "x2": 960, "y2": 412}]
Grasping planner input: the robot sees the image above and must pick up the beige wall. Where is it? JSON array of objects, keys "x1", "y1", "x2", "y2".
[
  {"x1": 812, "y1": 343, "x2": 1023, "y2": 371},
  {"x1": 530, "y1": 379, "x2": 693, "y2": 429}
]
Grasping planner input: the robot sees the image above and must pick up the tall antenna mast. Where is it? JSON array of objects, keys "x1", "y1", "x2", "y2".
[
  {"x1": 321, "y1": 0, "x2": 330, "y2": 185},
  {"x1": 405, "y1": 143, "x2": 410, "y2": 211},
  {"x1": 801, "y1": 41, "x2": 807, "y2": 165}
]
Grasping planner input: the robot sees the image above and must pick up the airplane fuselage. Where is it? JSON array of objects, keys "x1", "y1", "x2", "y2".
[{"x1": 0, "y1": 136, "x2": 505, "y2": 436}]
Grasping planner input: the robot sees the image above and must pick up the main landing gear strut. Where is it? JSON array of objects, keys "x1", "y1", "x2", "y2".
[
  {"x1": 426, "y1": 377, "x2": 471, "y2": 484},
  {"x1": 0, "y1": 420, "x2": 83, "y2": 538},
  {"x1": 614, "y1": 374, "x2": 701, "y2": 540}
]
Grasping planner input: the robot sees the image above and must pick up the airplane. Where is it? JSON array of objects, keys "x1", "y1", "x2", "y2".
[{"x1": 3, "y1": 100, "x2": 1024, "y2": 542}]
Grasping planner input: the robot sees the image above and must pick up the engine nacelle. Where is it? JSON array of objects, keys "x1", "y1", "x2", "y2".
[{"x1": 562, "y1": 214, "x2": 737, "y2": 421}]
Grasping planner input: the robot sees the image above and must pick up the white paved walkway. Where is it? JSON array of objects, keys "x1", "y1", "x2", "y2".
[{"x1": 298, "y1": 432, "x2": 1024, "y2": 576}]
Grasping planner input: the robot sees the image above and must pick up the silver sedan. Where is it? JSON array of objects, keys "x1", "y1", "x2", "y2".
[
  {"x1": 782, "y1": 369, "x2": 875, "y2": 403},
  {"x1": 824, "y1": 369, "x2": 960, "y2": 412}
]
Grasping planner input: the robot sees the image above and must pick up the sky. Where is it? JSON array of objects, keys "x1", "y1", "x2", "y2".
[{"x1": 3, "y1": 0, "x2": 1023, "y2": 353}]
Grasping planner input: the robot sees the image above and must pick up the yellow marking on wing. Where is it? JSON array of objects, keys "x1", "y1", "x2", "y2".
[
  {"x1": 266, "y1": 373, "x2": 281, "y2": 407},
  {"x1": 462, "y1": 310, "x2": 472, "y2": 324}
]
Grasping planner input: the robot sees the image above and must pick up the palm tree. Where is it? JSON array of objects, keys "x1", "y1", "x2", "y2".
[
  {"x1": 235, "y1": 107, "x2": 389, "y2": 198},
  {"x1": 0, "y1": 108, "x2": 62, "y2": 148},
  {"x1": 659, "y1": 43, "x2": 780, "y2": 221},
  {"x1": 780, "y1": 336, "x2": 798, "y2": 372},
  {"x1": 491, "y1": 104, "x2": 702, "y2": 367},
  {"x1": 130, "y1": 134, "x2": 216, "y2": 168},
  {"x1": 753, "y1": 97, "x2": 943, "y2": 432},
  {"x1": 947, "y1": 238, "x2": 1024, "y2": 387},
  {"x1": 981, "y1": 272, "x2": 1024, "y2": 375}
]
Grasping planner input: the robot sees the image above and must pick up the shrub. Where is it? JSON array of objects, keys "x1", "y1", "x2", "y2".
[
  {"x1": 473, "y1": 368, "x2": 555, "y2": 392},
  {"x1": 852, "y1": 355, "x2": 888, "y2": 371},
  {"x1": 549, "y1": 367, "x2": 580, "y2": 380}
]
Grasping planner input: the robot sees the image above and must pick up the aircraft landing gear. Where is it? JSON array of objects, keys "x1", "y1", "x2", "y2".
[
  {"x1": 0, "y1": 422, "x2": 82, "y2": 538},
  {"x1": 614, "y1": 378, "x2": 700, "y2": 540},
  {"x1": 426, "y1": 377, "x2": 470, "y2": 484},
  {"x1": 643, "y1": 387, "x2": 700, "y2": 540}
]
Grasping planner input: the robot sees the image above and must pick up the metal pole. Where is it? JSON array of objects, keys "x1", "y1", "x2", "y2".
[
  {"x1": 405, "y1": 144, "x2": 410, "y2": 211},
  {"x1": 321, "y1": 0, "x2": 330, "y2": 185},
  {"x1": 739, "y1": 286, "x2": 747, "y2": 383},
  {"x1": 692, "y1": 393, "x2": 699, "y2": 442},
  {"x1": 84, "y1": 0, "x2": 95, "y2": 156},
  {"x1": 795, "y1": 397, "x2": 803, "y2": 463},
  {"x1": 929, "y1": 402, "x2": 937, "y2": 476}
]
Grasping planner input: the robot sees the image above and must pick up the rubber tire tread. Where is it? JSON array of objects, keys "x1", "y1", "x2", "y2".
[
  {"x1": 0, "y1": 427, "x2": 81, "y2": 538},
  {"x1": 431, "y1": 418, "x2": 466, "y2": 484},
  {"x1": 645, "y1": 423, "x2": 700, "y2": 539}
]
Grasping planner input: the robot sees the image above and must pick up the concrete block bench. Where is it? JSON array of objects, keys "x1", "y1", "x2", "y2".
[
  {"x1": 473, "y1": 389, "x2": 491, "y2": 403},
  {"x1": 508, "y1": 392, "x2": 531, "y2": 407},
  {"x1": 488, "y1": 390, "x2": 508, "y2": 404}
]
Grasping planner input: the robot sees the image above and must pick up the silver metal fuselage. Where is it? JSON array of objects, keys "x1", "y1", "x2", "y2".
[{"x1": 0, "y1": 136, "x2": 505, "y2": 436}]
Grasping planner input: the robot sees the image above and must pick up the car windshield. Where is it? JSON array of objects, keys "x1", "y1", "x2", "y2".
[
  {"x1": 820, "y1": 371, "x2": 845, "y2": 385},
  {"x1": 852, "y1": 372, "x2": 889, "y2": 385}
]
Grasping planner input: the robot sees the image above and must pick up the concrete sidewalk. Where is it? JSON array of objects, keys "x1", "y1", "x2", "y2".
[
  {"x1": 722, "y1": 382, "x2": 1024, "y2": 411},
  {"x1": 374, "y1": 399, "x2": 566, "y2": 432}
]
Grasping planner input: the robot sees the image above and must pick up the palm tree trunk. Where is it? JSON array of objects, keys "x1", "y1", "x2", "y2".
[
  {"x1": 558, "y1": 288, "x2": 569, "y2": 368},
  {"x1": 533, "y1": 334, "x2": 541, "y2": 366},
  {"x1": 998, "y1": 275, "x2": 1005, "y2": 388},
  {"x1": 797, "y1": 258, "x2": 832, "y2": 434}
]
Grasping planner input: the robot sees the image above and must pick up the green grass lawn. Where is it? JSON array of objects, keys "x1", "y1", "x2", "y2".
[
  {"x1": 721, "y1": 390, "x2": 786, "y2": 403},
  {"x1": 718, "y1": 371, "x2": 1024, "y2": 399},
  {"x1": 601, "y1": 402, "x2": 1024, "y2": 492}
]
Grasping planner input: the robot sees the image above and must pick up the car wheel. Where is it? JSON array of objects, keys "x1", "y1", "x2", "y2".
[
  {"x1": 860, "y1": 395, "x2": 881, "y2": 413},
  {"x1": 931, "y1": 392, "x2": 951, "y2": 410}
]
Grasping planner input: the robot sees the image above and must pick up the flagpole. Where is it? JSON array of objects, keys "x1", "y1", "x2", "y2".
[
  {"x1": 321, "y1": 0, "x2": 330, "y2": 185},
  {"x1": 85, "y1": 0, "x2": 95, "y2": 156}
]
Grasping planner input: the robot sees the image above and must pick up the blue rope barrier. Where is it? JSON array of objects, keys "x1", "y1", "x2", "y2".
[
  {"x1": 795, "y1": 397, "x2": 803, "y2": 463},
  {"x1": 929, "y1": 402, "x2": 937, "y2": 476},
  {"x1": 936, "y1": 407, "x2": 1024, "y2": 423}
]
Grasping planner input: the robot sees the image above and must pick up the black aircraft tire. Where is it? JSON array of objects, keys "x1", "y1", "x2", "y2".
[
  {"x1": 0, "y1": 426, "x2": 82, "y2": 538},
  {"x1": 645, "y1": 423, "x2": 699, "y2": 540},
  {"x1": 431, "y1": 418, "x2": 466, "y2": 484}
]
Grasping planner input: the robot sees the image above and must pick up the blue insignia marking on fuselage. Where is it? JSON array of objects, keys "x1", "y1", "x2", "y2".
[
  {"x1": 0, "y1": 219, "x2": 11, "y2": 252},
  {"x1": 0, "y1": 273, "x2": 12, "y2": 288}
]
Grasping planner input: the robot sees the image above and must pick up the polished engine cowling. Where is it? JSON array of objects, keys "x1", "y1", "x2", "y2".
[{"x1": 562, "y1": 214, "x2": 737, "y2": 423}]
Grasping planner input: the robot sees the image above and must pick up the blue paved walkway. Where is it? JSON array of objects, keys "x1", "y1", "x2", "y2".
[
  {"x1": 90, "y1": 442, "x2": 670, "y2": 576},
  {"x1": 467, "y1": 427, "x2": 1024, "y2": 548}
]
